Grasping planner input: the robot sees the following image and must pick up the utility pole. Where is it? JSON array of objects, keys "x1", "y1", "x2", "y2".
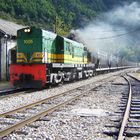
[{"x1": 4, "y1": 34, "x2": 8, "y2": 81}]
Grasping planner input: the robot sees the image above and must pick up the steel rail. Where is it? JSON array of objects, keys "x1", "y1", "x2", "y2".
[
  {"x1": 126, "y1": 73, "x2": 140, "y2": 82},
  {"x1": 117, "y1": 76, "x2": 132, "y2": 140},
  {"x1": 0, "y1": 89, "x2": 73, "y2": 118},
  {"x1": 0, "y1": 88, "x2": 22, "y2": 94},
  {"x1": 0, "y1": 86, "x2": 98, "y2": 138},
  {"x1": 0, "y1": 76, "x2": 109, "y2": 117}
]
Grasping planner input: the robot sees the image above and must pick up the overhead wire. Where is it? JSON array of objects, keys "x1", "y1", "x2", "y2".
[
  {"x1": 90, "y1": 27, "x2": 140, "y2": 40},
  {"x1": 89, "y1": 28, "x2": 129, "y2": 32}
]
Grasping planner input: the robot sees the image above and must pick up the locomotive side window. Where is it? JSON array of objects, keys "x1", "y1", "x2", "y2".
[
  {"x1": 72, "y1": 46, "x2": 74, "y2": 58},
  {"x1": 66, "y1": 42, "x2": 70, "y2": 52},
  {"x1": 66, "y1": 42, "x2": 72, "y2": 55},
  {"x1": 65, "y1": 43, "x2": 69, "y2": 52},
  {"x1": 56, "y1": 37, "x2": 63, "y2": 52}
]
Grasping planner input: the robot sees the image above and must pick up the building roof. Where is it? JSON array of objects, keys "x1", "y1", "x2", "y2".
[{"x1": 0, "y1": 19, "x2": 25, "y2": 37}]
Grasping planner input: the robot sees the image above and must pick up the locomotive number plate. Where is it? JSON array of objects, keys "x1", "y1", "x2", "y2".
[{"x1": 24, "y1": 40, "x2": 33, "y2": 44}]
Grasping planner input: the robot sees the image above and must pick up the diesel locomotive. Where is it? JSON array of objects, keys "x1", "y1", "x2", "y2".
[
  {"x1": 10, "y1": 27, "x2": 96, "y2": 88},
  {"x1": 10, "y1": 27, "x2": 131, "y2": 88}
]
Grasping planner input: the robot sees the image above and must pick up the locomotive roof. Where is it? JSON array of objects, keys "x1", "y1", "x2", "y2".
[
  {"x1": 42, "y1": 29, "x2": 57, "y2": 38},
  {"x1": 18, "y1": 27, "x2": 85, "y2": 49},
  {"x1": 18, "y1": 27, "x2": 57, "y2": 38}
]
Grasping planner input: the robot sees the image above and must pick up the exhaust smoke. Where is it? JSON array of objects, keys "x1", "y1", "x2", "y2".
[{"x1": 70, "y1": 2, "x2": 140, "y2": 63}]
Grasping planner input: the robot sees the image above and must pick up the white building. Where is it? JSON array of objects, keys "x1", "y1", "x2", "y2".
[{"x1": 0, "y1": 19, "x2": 25, "y2": 81}]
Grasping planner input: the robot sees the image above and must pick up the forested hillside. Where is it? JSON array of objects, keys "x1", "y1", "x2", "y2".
[{"x1": 0, "y1": 0, "x2": 139, "y2": 35}]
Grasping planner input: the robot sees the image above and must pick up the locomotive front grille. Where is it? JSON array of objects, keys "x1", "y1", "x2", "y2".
[{"x1": 19, "y1": 74, "x2": 34, "y2": 81}]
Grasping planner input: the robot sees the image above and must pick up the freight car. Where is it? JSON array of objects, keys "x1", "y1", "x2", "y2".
[{"x1": 10, "y1": 27, "x2": 95, "y2": 88}]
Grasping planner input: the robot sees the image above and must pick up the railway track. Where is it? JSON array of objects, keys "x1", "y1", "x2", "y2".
[
  {"x1": 105, "y1": 74, "x2": 140, "y2": 139},
  {"x1": 0, "y1": 68, "x2": 132, "y2": 100},
  {"x1": 0, "y1": 88, "x2": 36, "y2": 100},
  {"x1": 0, "y1": 69, "x2": 120, "y2": 100},
  {"x1": 0, "y1": 86, "x2": 51, "y2": 100},
  {"x1": 0, "y1": 75, "x2": 116, "y2": 138},
  {"x1": 0, "y1": 88, "x2": 22, "y2": 95}
]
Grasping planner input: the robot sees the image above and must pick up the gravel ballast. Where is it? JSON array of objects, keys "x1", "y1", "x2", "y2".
[{"x1": 1, "y1": 69, "x2": 133, "y2": 140}]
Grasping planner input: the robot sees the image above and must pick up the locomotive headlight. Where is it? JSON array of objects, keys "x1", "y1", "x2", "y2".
[
  {"x1": 24, "y1": 29, "x2": 28, "y2": 32},
  {"x1": 24, "y1": 29, "x2": 31, "y2": 32}
]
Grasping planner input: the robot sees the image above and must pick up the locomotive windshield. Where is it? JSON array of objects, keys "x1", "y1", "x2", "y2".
[{"x1": 17, "y1": 27, "x2": 42, "y2": 63}]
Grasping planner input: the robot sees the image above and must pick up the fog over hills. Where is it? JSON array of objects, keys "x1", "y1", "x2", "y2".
[{"x1": 0, "y1": 0, "x2": 139, "y2": 31}]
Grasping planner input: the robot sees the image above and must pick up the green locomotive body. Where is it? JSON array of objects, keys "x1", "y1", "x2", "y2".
[{"x1": 17, "y1": 27, "x2": 88, "y2": 65}]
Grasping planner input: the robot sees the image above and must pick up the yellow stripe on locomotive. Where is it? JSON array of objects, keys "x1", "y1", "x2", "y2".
[{"x1": 17, "y1": 52, "x2": 88, "y2": 64}]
